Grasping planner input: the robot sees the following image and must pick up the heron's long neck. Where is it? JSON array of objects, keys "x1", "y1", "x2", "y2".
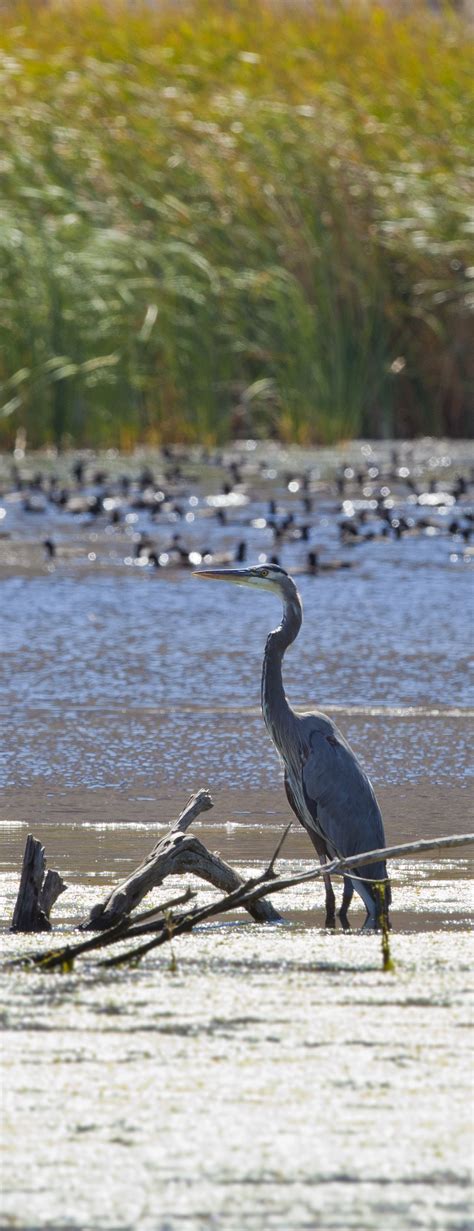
[{"x1": 261, "y1": 593, "x2": 302, "y2": 752}]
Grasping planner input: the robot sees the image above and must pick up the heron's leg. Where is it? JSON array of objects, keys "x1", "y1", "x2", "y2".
[
  {"x1": 306, "y1": 830, "x2": 336, "y2": 927},
  {"x1": 356, "y1": 880, "x2": 379, "y2": 930},
  {"x1": 283, "y1": 779, "x2": 336, "y2": 928},
  {"x1": 319, "y1": 857, "x2": 336, "y2": 928},
  {"x1": 338, "y1": 876, "x2": 354, "y2": 931}
]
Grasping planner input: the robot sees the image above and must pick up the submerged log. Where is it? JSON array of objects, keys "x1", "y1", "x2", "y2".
[
  {"x1": 11, "y1": 834, "x2": 67, "y2": 933},
  {"x1": 81, "y1": 789, "x2": 282, "y2": 931}
]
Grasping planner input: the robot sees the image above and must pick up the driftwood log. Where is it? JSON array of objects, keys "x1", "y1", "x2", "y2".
[
  {"x1": 20, "y1": 828, "x2": 473, "y2": 974},
  {"x1": 9, "y1": 828, "x2": 474, "y2": 973},
  {"x1": 81, "y1": 789, "x2": 282, "y2": 931},
  {"x1": 11, "y1": 835, "x2": 67, "y2": 933},
  {"x1": 92, "y1": 828, "x2": 474, "y2": 971}
]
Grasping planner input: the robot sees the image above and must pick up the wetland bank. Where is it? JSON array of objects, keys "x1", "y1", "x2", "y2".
[{"x1": 1, "y1": 439, "x2": 473, "y2": 1231}]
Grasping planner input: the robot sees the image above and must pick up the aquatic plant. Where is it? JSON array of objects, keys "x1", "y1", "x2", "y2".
[
  {"x1": 0, "y1": 0, "x2": 471, "y2": 447},
  {"x1": 377, "y1": 882, "x2": 395, "y2": 973}
]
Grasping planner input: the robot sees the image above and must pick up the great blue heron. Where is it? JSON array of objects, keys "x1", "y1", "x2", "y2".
[{"x1": 194, "y1": 562, "x2": 390, "y2": 929}]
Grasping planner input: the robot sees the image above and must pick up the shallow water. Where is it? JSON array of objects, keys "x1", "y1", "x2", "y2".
[{"x1": 1, "y1": 439, "x2": 473, "y2": 1230}]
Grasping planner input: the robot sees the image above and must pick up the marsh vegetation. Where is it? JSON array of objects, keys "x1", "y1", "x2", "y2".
[{"x1": 0, "y1": 1, "x2": 472, "y2": 448}]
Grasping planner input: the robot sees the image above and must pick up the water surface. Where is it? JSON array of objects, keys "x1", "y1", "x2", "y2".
[{"x1": 1, "y1": 439, "x2": 473, "y2": 1231}]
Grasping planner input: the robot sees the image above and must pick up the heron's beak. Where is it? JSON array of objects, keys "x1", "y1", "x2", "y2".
[{"x1": 192, "y1": 567, "x2": 254, "y2": 586}]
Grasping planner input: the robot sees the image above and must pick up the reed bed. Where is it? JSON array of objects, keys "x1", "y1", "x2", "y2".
[{"x1": 0, "y1": 0, "x2": 472, "y2": 447}]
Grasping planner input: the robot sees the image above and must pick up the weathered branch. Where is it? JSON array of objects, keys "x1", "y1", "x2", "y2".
[
  {"x1": 81, "y1": 789, "x2": 281, "y2": 931},
  {"x1": 295, "y1": 831, "x2": 474, "y2": 886},
  {"x1": 99, "y1": 829, "x2": 474, "y2": 969},
  {"x1": 10, "y1": 835, "x2": 67, "y2": 933},
  {"x1": 9, "y1": 827, "x2": 473, "y2": 973},
  {"x1": 167, "y1": 837, "x2": 282, "y2": 922},
  {"x1": 9, "y1": 888, "x2": 197, "y2": 972}
]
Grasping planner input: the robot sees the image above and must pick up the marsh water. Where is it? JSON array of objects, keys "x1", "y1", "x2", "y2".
[{"x1": 1, "y1": 439, "x2": 473, "y2": 1230}]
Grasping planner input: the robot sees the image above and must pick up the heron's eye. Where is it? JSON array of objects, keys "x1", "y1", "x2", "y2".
[{"x1": 260, "y1": 568, "x2": 269, "y2": 577}]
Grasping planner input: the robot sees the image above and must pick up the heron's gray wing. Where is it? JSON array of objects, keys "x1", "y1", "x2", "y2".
[{"x1": 300, "y1": 716, "x2": 386, "y2": 869}]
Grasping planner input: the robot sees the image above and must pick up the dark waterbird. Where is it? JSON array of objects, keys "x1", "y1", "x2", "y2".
[
  {"x1": 43, "y1": 537, "x2": 56, "y2": 560},
  {"x1": 300, "y1": 550, "x2": 353, "y2": 576},
  {"x1": 197, "y1": 540, "x2": 247, "y2": 568},
  {"x1": 194, "y1": 563, "x2": 390, "y2": 929}
]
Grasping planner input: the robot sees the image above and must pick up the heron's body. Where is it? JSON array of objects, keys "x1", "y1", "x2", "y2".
[{"x1": 194, "y1": 563, "x2": 390, "y2": 928}]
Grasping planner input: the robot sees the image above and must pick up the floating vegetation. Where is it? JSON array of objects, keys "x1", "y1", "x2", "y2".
[{"x1": 0, "y1": 1, "x2": 472, "y2": 447}]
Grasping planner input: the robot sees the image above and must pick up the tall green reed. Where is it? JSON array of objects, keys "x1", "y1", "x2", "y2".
[{"x1": 0, "y1": 1, "x2": 471, "y2": 447}]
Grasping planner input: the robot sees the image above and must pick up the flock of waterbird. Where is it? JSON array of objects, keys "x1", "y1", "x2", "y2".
[{"x1": 0, "y1": 444, "x2": 472, "y2": 576}]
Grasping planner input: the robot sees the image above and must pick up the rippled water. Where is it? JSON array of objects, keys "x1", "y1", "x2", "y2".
[
  {"x1": 1, "y1": 440, "x2": 473, "y2": 1230},
  {"x1": 1, "y1": 440, "x2": 473, "y2": 800},
  {"x1": 1, "y1": 566, "x2": 472, "y2": 791}
]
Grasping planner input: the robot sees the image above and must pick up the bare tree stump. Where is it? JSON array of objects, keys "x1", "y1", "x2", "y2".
[
  {"x1": 81, "y1": 789, "x2": 281, "y2": 931},
  {"x1": 11, "y1": 835, "x2": 67, "y2": 932},
  {"x1": 40, "y1": 869, "x2": 68, "y2": 918}
]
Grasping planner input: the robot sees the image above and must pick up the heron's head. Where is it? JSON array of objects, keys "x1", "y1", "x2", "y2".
[{"x1": 193, "y1": 561, "x2": 298, "y2": 601}]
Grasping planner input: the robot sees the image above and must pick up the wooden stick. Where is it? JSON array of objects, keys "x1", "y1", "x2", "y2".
[
  {"x1": 332, "y1": 831, "x2": 474, "y2": 865},
  {"x1": 9, "y1": 889, "x2": 197, "y2": 971},
  {"x1": 167, "y1": 837, "x2": 282, "y2": 923},
  {"x1": 81, "y1": 789, "x2": 281, "y2": 931},
  {"x1": 101, "y1": 830, "x2": 474, "y2": 969},
  {"x1": 10, "y1": 827, "x2": 473, "y2": 972},
  {"x1": 278, "y1": 831, "x2": 474, "y2": 892}
]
